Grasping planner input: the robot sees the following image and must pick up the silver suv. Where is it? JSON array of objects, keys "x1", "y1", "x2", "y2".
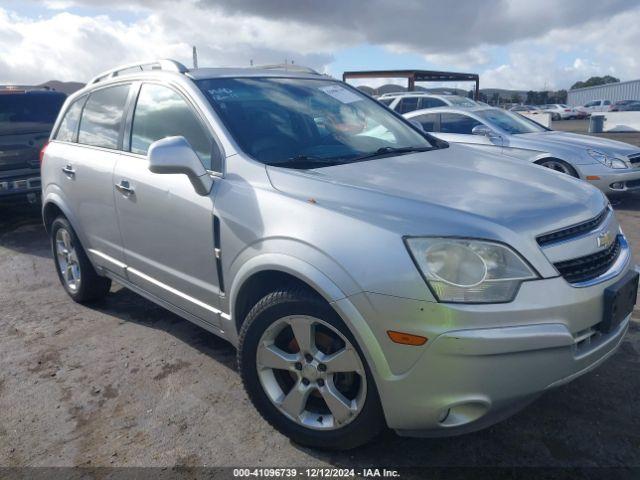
[{"x1": 41, "y1": 60, "x2": 638, "y2": 449}]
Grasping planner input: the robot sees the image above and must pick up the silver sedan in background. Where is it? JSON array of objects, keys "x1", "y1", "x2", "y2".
[{"x1": 405, "y1": 106, "x2": 640, "y2": 194}]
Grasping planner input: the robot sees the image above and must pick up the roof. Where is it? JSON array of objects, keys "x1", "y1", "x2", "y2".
[
  {"x1": 568, "y1": 78, "x2": 640, "y2": 93},
  {"x1": 404, "y1": 106, "x2": 493, "y2": 116},
  {"x1": 187, "y1": 67, "x2": 326, "y2": 81},
  {"x1": 380, "y1": 92, "x2": 467, "y2": 99},
  {"x1": 88, "y1": 58, "x2": 326, "y2": 85}
]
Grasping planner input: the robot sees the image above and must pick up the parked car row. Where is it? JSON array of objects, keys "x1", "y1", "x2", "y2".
[
  {"x1": 39, "y1": 60, "x2": 638, "y2": 449},
  {"x1": 608, "y1": 100, "x2": 640, "y2": 112},
  {"x1": 574, "y1": 99, "x2": 640, "y2": 115}
]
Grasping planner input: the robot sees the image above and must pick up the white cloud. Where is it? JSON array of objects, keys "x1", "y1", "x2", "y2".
[
  {"x1": 0, "y1": 0, "x2": 639, "y2": 90},
  {"x1": 0, "y1": 3, "x2": 338, "y2": 84}
]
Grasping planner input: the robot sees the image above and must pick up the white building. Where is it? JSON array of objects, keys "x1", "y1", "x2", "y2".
[{"x1": 567, "y1": 79, "x2": 640, "y2": 106}]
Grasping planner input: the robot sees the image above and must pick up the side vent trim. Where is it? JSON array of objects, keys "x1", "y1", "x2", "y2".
[{"x1": 213, "y1": 214, "x2": 225, "y2": 294}]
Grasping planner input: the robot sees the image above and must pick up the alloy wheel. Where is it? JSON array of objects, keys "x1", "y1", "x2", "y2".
[
  {"x1": 55, "y1": 227, "x2": 81, "y2": 292},
  {"x1": 256, "y1": 315, "x2": 367, "y2": 430},
  {"x1": 539, "y1": 160, "x2": 575, "y2": 176}
]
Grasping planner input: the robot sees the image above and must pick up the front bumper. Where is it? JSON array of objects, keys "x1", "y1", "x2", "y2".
[
  {"x1": 578, "y1": 164, "x2": 640, "y2": 193},
  {"x1": 334, "y1": 259, "x2": 636, "y2": 436},
  {"x1": 0, "y1": 173, "x2": 41, "y2": 198}
]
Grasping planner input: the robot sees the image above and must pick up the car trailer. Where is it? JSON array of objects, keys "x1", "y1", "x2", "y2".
[{"x1": 342, "y1": 69, "x2": 480, "y2": 100}]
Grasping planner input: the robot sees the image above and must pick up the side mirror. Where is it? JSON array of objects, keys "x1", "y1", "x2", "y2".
[
  {"x1": 148, "y1": 136, "x2": 213, "y2": 196},
  {"x1": 471, "y1": 125, "x2": 493, "y2": 137}
]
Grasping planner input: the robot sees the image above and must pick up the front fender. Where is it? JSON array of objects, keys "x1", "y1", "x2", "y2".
[{"x1": 223, "y1": 251, "x2": 394, "y2": 387}]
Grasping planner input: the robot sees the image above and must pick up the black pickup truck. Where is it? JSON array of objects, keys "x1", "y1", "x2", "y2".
[{"x1": 1, "y1": 88, "x2": 66, "y2": 203}]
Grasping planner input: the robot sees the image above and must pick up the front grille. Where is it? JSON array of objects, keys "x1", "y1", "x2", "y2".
[
  {"x1": 554, "y1": 235, "x2": 621, "y2": 284},
  {"x1": 626, "y1": 179, "x2": 640, "y2": 189},
  {"x1": 628, "y1": 153, "x2": 640, "y2": 165},
  {"x1": 536, "y1": 208, "x2": 609, "y2": 247}
]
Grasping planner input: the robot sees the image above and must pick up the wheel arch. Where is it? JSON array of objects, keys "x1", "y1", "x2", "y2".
[
  {"x1": 227, "y1": 254, "x2": 347, "y2": 340},
  {"x1": 534, "y1": 156, "x2": 581, "y2": 178},
  {"x1": 224, "y1": 253, "x2": 393, "y2": 382}
]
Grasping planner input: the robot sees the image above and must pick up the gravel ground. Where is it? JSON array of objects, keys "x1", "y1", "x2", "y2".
[{"x1": 1, "y1": 183, "x2": 639, "y2": 471}]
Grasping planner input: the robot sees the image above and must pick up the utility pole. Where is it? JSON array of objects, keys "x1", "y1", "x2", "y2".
[{"x1": 192, "y1": 46, "x2": 198, "y2": 69}]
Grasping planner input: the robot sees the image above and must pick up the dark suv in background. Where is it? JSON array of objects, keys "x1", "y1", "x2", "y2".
[{"x1": 0, "y1": 88, "x2": 66, "y2": 203}]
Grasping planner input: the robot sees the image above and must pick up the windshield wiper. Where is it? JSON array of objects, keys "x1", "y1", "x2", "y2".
[
  {"x1": 267, "y1": 155, "x2": 341, "y2": 170},
  {"x1": 345, "y1": 146, "x2": 433, "y2": 163}
]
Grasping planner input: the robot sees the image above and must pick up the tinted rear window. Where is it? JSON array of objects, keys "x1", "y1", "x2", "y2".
[
  {"x1": 0, "y1": 93, "x2": 66, "y2": 133},
  {"x1": 55, "y1": 97, "x2": 85, "y2": 142},
  {"x1": 397, "y1": 97, "x2": 420, "y2": 113},
  {"x1": 78, "y1": 85, "x2": 130, "y2": 149}
]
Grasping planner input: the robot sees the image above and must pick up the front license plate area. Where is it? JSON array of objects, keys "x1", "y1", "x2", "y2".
[{"x1": 600, "y1": 270, "x2": 639, "y2": 334}]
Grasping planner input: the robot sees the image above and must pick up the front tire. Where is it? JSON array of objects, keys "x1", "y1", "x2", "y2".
[
  {"x1": 51, "y1": 216, "x2": 111, "y2": 303},
  {"x1": 238, "y1": 287, "x2": 385, "y2": 449},
  {"x1": 537, "y1": 158, "x2": 579, "y2": 178}
]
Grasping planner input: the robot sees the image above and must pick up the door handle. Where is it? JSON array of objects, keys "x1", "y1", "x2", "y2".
[
  {"x1": 62, "y1": 164, "x2": 75, "y2": 177},
  {"x1": 115, "y1": 180, "x2": 135, "y2": 196}
]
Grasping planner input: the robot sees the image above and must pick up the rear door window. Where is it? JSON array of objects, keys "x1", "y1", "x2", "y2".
[
  {"x1": 55, "y1": 97, "x2": 85, "y2": 142},
  {"x1": 397, "y1": 97, "x2": 420, "y2": 113},
  {"x1": 78, "y1": 84, "x2": 130, "y2": 149},
  {"x1": 130, "y1": 83, "x2": 214, "y2": 169},
  {"x1": 412, "y1": 113, "x2": 439, "y2": 132},
  {"x1": 440, "y1": 113, "x2": 482, "y2": 134},
  {"x1": 419, "y1": 98, "x2": 446, "y2": 109}
]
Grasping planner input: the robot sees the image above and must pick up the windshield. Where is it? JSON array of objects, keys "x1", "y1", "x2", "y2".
[
  {"x1": 0, "y1": 93, "x2": 66, "y2": 133},
  {"x1": 476, "y1": 109, "x2": 548, "y2": 134},
  {"x1": 197, "y1": 77, "x2": 436, "y2": 168},
  {"x1": 447, "y1": 96, "x2": 478, "y2": 107}
]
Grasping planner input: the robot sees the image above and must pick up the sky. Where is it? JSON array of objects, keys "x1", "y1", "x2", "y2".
[{"x1": 1, "y1": 0, "x2": 639, "y2": 91}]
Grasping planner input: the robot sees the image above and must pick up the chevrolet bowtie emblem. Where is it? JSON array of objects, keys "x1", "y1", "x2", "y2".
[{"x1": 597, "y1": 230, "x2": 614, "y2": 249}]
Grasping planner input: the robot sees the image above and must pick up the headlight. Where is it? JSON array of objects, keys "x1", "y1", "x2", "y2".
[
  {"x1": 405, "y1": 237, "x2": 538, "y2": 303},
  {"x1": 587, "y1": 149, "x2": 628, "y2": 169}
]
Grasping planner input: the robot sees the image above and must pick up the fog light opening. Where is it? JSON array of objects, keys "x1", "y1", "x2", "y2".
[
  {"x1": 438, "y1": 401, "x2": 490, "y2": 427},
  {"x1": 438, "y1": 408, "x2": 451, "y2": 423},
  {"x1": 610, "y1": 182, "x2": 625, "y2": 190}
]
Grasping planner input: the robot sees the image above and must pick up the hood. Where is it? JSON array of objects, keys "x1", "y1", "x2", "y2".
[
  {"x1": 520, "y1": 130, "x2": 640, "y2": 158},
  {"x1": 267, "y1": 144, "x2": 606, "y2": 239},
  {"x1": 0, "y1": 122, "x2": 53, "y2": 136}
]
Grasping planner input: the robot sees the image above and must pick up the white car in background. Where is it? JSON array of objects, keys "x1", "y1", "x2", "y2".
[
  {"x1": 576, "y1": 99, "x2": 611, "y2": 116},
  {"x1": 540, "y1": 104, "x2": 580, "y2": 120},
  {"x1": 404, "y1": 106, "x2": 640, "y2": 194},
  {"x1": 377, "y1": 92, "x2": 479, "y2": 114}
]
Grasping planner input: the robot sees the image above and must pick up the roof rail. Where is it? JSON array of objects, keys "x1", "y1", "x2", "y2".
[
  {"x1": 379, "y1": 91, "x2": 434, "y2": 98},
  {"x1": 89, "y1": 59, "x2": 189, "y2": 84},
  {"x1": 255, "y1": 64, "x2": 321, "y2": 75}
]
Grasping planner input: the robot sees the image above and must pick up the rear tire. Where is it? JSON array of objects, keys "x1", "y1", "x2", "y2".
[
  {"x1": 51, "y1": 216, "x2": 111, "y2": 303},
  {"x1": 238, "y1": 287, "x2": 385, "y2": 449}
]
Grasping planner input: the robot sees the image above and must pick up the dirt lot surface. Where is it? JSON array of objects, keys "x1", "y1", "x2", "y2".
[{"x1": 1, "y1": 132, "x2": 640, "y2": 473}]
